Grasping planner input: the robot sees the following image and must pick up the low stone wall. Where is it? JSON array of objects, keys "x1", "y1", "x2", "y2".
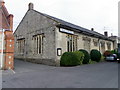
[{"x1": 14, "y1": 58, "x2": 60, "y2": 66}]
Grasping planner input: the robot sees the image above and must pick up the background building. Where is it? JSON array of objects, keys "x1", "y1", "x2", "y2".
[
  {"x1": 0, "y1": 0, "x2": 14, "y2": 69},
  {"x1": 14, "y1": 3, "x2": 115, "y2": 66},
  {"x1": 109, "y1": 36, "x2": 120, "y2": 49}
]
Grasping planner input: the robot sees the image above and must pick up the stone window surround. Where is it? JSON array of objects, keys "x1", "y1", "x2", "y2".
[
  {"x1": 67, "y1": 34, "x2": 78, "y2": 52},
  {"x1": 17, "y1": 38, "x2": 25, "y2": 54},
  {"x1": 93, "y1": 39, "x2": 99, "y2": 47},
  {"x1": 32, "y1": 34, "x2": 43, "y2": 54},
  {"x1": 106, "y1": 42, "x2": 111, "y2": 50}
]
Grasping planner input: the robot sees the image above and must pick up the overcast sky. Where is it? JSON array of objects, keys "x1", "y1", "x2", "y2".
[{"x1": 5, "y1": 0, "x2": 119, "y2": 36}]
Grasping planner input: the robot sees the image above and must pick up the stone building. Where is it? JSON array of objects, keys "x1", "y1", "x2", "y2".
[
  {"x1": 0, "y1": 0, "x2": 14, "y2": 69},
  {"x1": 109, "y1": 36, "x2": 120, "y2": 49},
  {"x1": 14, "y1": 3, "x2": 115, "y2": 66}
]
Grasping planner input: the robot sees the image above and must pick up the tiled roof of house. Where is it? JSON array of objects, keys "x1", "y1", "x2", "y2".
[
  {"x1": 0, "y1": 0, "x2": 13, "y2": 30},
  {"x1": 1, "y1": 4, "x2": 9, "y2": 17},
  {"x1": 33, "y1": 10, "x2": 113, "y2": 41}
]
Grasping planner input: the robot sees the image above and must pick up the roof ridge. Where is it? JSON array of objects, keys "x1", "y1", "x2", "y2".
[
  {"x1": 1, "y1": 5, "x2": 9, "y2": 17},
  {"x1": 1, "y1": 6, "x2": 10, "y2": 28},
  {"x1": 15, "y1": 9, "x2": 114, "y2": 41},
  {"x1": 31, "y1": 9, "x2": 113, "y2": 41}
]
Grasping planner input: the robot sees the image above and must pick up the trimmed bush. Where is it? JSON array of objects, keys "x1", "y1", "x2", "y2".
[
  {"x1": 79, "y1": 49, "x2": 90, "y2": 64},
  {"x1": 60, "y1": 52, "x2": 79, "y2": 66},
  {"x1": 103, "y1": 50, "x2": 112, "y2": 57},
  {"x1": 111, "y1": 49, "x2": 118, "y2": 55},
  {"x1": 90, "y1": 49, "x2": 101, "y2": 62},
  {"x1": 73, "y1": 51, "x2": 84, "y2": 65}
]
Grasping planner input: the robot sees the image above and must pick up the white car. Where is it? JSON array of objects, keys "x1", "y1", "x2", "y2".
[{"x1": 106, "y1": 54, "x2": 117, "y2": 61}]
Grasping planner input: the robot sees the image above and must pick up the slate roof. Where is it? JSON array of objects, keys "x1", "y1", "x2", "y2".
[
  {"x1": 33, "y1": 10, "x2": 114, "y2": 41},
  {"x1": 1, "y1": 4, "x2": 9, "y2": 17},
  {"x1": 16, "y1": 9, "x2": 113, "y2": 41},
  {"x1": 0, "y1": 1, "x2": 11, "y2": 30}
]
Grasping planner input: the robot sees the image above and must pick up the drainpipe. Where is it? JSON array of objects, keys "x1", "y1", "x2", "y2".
[{"x1": 98, "y1": 38, "x2": 100, "y2": 52}]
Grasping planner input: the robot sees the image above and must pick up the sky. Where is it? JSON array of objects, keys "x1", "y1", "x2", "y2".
[{"x1": 5, "y1": 0, "x2": 119, "y2": 36}]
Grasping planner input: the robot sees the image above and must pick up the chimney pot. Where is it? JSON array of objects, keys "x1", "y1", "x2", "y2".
[
  {"x1": 91, "y1": 28, "x2": 94, "y2": 31},
  {"x1": 104, "y1": 31, "x2": 108, "y2": 37},
  {"x1": 29, "y1": 3, "x2": 34, "y2": 10},
  {"x1": 111, "y1": 33, "x2": 113, "y2": 36}
]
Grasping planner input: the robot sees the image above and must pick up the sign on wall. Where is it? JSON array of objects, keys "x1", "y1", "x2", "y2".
[
  {"x1": 57, "y1": 48, "x2": 62, "y2": 56},
  {"x1": 60, "y1": 28, "x2": 74, "y2": 34}
]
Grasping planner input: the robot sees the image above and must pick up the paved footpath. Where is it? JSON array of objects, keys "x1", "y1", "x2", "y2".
[{"x1": 2, "y1": 59, "x2": 118, "y2": 88}]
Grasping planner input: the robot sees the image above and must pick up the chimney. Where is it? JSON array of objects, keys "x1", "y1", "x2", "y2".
[
  {"x1": 8, "y1": 14, "x2": 14, "y2": 31},
  {"x1": 111, "y1": 33, "x2": 113, "y2": 36},
  {"x1": 104, "y1": 31, "x2": 108, "y2": 37},
  {"x1": 28, "y1": 3, "x2": 34, "y2": 10},
  {"x1": 91, "y1": 28, "x2": 94, "y2": 31},
  {"x1": 0, "y1": 0, "x2": 5, "y2": 6}
]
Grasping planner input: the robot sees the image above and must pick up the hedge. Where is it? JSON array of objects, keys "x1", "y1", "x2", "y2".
[
  {"x1": 90, "y1": 49, "x2": 101, "y2": 62},
  {"x1": 73, "y1": 51, "x2": 84, "y2": 65},
  {"x1": 103, "y1": 50, "x2": 112, "y2": 57},
  {"x1": 60, "y1": 52, "x2": 79, "y2": 66},
  {"x1": 60, "y1": 51, "x2": 84, "y2": 66},
  {"x1": 79, "y1": 49, "x2": 90, "y2": 64}
]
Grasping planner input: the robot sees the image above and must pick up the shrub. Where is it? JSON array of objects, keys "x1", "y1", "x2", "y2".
[
  {"x1": 103, "y1": 50, "x2": 112, "y2": 57},
  {"x1": 73, "y1": 51, "x2": 84, "y2": 65},
  {"x1": 79, "y1": 49, "x2": 90, "y2": 64},
  {"x1": 90, "y1": 49, "x2": 101, "y2": 62},
  {"x1": 111, "y1": 49, "x2": 118, "y2": 54},
  {"x1": 60, "y1": 52, "x2": 79, "y2": 66},
  {"x1": 89, "y1": 59, "x2": 97, "y2": 64},
  {"x1": 101, "y1": 55, "x2": 105, "y2": 61}
]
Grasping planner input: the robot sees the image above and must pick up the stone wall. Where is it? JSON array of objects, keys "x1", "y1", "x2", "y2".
[
  {"x1": 55, "y1": 28, "x2": 114, "y2": 62},
  {"x1": 14, "y1": 9, "x2": 114, "y2": 66},
  {"x1": 14, "y1": 10, "x2": 58, "y2": 66}
]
